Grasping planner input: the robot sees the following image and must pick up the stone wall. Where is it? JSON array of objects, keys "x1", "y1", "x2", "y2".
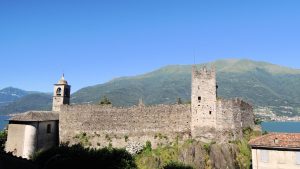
[
  {"x1": 59, "y1": 101, "x2": 254, "y2": 147},
  {"x1": 216, "y1": 98, "x2": 254, "y2": 141},
  {"x1": 191, "y1": 66, "x2": 217, "y2": 141},
  {"x1": 60, "y1": 104, "x2": 191, "y2": 148}
]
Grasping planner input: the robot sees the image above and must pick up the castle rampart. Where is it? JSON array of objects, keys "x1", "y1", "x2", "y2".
[{"x1": 60, "y1": 104, "x2": 191, "y2": 148}]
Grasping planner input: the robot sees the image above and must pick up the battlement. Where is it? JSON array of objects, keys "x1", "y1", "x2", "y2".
[
  {"x1": 58, "y1": 64, "x2": 254, "y2": 146},
  {"x1": 218, "y1": 98, "x2": 253, "y2": 109},
  {"x1": 192, "y1": 65, "x2": 216, "y2": 79}
]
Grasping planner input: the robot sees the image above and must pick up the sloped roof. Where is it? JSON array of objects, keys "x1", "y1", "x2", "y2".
[
  {"x1": 249, "y1": 133, "x2": 300, "y2": 150},
  {"x1": 9, "y1": 111, "x2": 59, "y2": 122}
]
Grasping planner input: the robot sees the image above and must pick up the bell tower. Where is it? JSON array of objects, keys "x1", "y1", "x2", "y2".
[{"x1": 52, "y1": 74, "x2": 71, "y2": 112}]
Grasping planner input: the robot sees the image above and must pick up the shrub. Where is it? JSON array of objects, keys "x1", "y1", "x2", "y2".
[
  {"x1": 144, "y1": 141, "x2": 152, "y2": 152},
  {"x1": 33, "y1": 144, "x2": 137, "y2": 169},
  {"x1": 163, "y1": 162, "x2": 193, "y2": 169},
  {"x1": 73, "y1": 132, "x2": 91, "y2": 147},
  {"x1": 0, "y1": 130, "x2": 7, "y2": 151},
  {"x1": 236, "y1": 139, "x2": 251, "y2": 169},
  {"x1": 105, "y1": 134, "x2": 112, "y2": 142},
  {"x1": 124, "y1": 135, "x2": 129, "y2": 142}
]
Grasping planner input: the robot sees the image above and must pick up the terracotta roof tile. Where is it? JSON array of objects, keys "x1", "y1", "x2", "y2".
[{"x1": 249, "y1": 133, "x2": 300, "y2": 149}]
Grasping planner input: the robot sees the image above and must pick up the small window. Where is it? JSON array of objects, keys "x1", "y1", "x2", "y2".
[
  {"x1": 296, "y1": 152, "x2": 300, "y2": 165},
  {"x1": 198, "y1": 96, "x2": 201, "y2": 101},
  {"x1": 261, "y1": 150, "x2": 269, "y2": 163},
  {"x1": 47, "y1": 124, "x2": 52, "y2": 134},
  {"x1": 56, "y1": 88, "x2": 62, "y2": 96},
  {"x1": 209, "y1": 111, "x2": 212, "y2": 115}
]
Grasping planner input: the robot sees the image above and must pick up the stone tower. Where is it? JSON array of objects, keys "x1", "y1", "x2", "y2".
[
  {"x1": 191, "y1": 65, "x2": 217, "y2": 141},
  {"x1": 52, "y1": 74, "x2": 71, "y2": 112}
]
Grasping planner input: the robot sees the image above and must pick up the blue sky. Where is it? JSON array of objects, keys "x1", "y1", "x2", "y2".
[{"x1": 0, "y1": 0, "x2": 300, "y2": 92}]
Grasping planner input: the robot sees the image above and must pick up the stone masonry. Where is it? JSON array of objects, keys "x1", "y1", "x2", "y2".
[{"x1": 58, "y1": 66, "x2": 254, "y2": 148}]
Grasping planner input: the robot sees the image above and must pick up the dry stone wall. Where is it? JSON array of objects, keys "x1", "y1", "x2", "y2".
[{"x1": 60, "y1": 104, "x2": 191, "y2": 148}]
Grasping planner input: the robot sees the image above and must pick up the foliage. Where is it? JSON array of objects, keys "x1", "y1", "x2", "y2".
[
  {"x1": 124, "y1": 135, "x2": 129, "y2": 142},
  {"x1": 154, "y1": 133, "x2": 167, "y2": 140},
  {"x1": 73, "y1": 132, "x2": 91, "y2": 147},
  {"x1": 136, "y1": 144, "x2": 179, "y2": 169},
  {"x1": 32, "y1": 144, "x2": 137, "y2": 169},
  {"x1": 0, "y1": 130, "x2": 7, "y2": 151},
  {"x1": 236, "y1": 139, "x2": 251, "y2": 169},
  {"x1": 236, "y1": 127, "x2": 261, "y2": 169},
  {"x1": 203, "y1": 141, "x2": 216, "y2": 154},
  {"x1": 254, "y1": 117, "x2": 263, "y2": 125},
  {"x1": 135, "y1": 139, "x2": 198, "y2": 169},
  {"x1": 163, "y1": 162, "x2": 193, "y2": 169},
  {"x1": 105, "y1": 134, "x2": 112, "y2": 142},
  {"x1": 242, "y1": 127, "x2": 261, "y2": 141},
  {"x1": 144, "y1": 141, "x2": 152, "y2": 152},
  {"x1": 99, "y1": 96, "x2": 112, "y2": 105}
]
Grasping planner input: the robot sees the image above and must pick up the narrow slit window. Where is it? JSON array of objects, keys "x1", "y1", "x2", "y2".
[
  {"x1": 47, "y1": 124, "x2": 52, "y2": 134},
  {"x1": 209, "y1": 111, "x2": 212, "y2": 115}
]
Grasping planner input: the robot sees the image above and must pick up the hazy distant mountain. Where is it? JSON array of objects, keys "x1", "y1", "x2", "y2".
[
  {"x1": 0, "y1": 87, "x2": 36, "y2": 107},
  {"x1": 0, "y1": 93, "x2": 52, "y2": 114},
  {"x1": 2, "y1": 59, "x2": 300, "y2": 116}
]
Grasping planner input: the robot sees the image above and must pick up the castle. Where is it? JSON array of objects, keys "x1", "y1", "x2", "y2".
[{"x1": 5, "y1": 66, "x2": 254, "y2": 159}]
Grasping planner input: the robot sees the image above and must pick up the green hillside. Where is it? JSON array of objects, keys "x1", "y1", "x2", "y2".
[
  {"x1": 72, "y1": 59, "x2": 300, "y2": 116},
  {"x1": 0, "y1": 93, "x2": 52, "y2": 114},
  {"x1": 0, "y1": 87, "x2": 36, "y2": 107},
  {"x1": 2, "y1": 59, "x2": 300, "y2": 116}
]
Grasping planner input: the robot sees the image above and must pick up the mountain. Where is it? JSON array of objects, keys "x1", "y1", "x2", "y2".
[
  {"x1": 0, "y1": 87, "x2": 36, "y2": 107},
  {"x1": 2, "y1": 59, "x2": 300, "y2": 116},
  {"x1": 72, "y1": 59, "x2": 300, "y2": 116},
  {"x1": 0, "y1": 93, "x2": 52, "y2": 114}
]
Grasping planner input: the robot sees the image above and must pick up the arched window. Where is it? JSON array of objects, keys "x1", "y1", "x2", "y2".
[
  {"x1": 47, "y1": 124, "x2": 52, "y2": 133},
  {"x1": 56, "y1": 88, "x2": 62, "y2": 96}
]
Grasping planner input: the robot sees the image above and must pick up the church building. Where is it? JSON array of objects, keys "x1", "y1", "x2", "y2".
[{"x1": 5, "y1": 75, "x2": 70, "y2": 159}]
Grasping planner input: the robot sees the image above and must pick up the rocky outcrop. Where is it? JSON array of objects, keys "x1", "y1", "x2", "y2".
[{"x1": 210, "y1": 144, "x2": 239, "y2": 169}]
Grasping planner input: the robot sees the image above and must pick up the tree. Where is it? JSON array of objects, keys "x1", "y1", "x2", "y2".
[
  {"x1": 99, "y1": 96, "x2": 112, "y2": 105},
  {"x1": 0, "y1": 130, "x2": 7, "y2": 152},
  {"x1": 33, "y1": 144, "x2": 137, "y2": 169}
]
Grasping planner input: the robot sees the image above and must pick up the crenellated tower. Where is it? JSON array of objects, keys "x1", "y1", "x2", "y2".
[
  {"x1": 191, "y1": 65, "x2": 217, "y2": 141},
  {"x1": 52, "y1": 74, "x2": 71, "y2": 112}
]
